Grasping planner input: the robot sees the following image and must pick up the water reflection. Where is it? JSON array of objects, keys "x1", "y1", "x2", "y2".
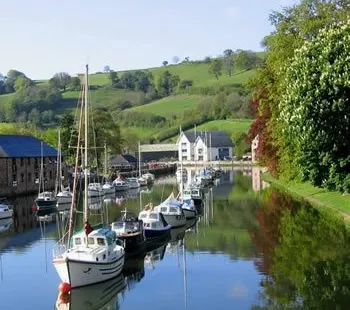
[
  {"x1": 56, "y1": 273, "x2": 126, "y2": 310},
  {"x1": 0, "y1": 169, "x2": 349, "y2": 310}
]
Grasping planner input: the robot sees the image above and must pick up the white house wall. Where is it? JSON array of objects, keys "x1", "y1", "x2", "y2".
[
  {"x1": 178, "y1": 134, "x2": 193, "y2": 161},
  {"x1": 194, "y1": 138, "x2": 207, "y2": 161}
]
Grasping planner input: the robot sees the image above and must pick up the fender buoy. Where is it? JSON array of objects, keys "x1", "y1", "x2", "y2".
[{"x1": 59, "y1": 282, "x2": 71, "y2": 294}]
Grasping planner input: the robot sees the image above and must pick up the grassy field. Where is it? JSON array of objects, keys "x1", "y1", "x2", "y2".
[
  {"x1": 128, "y1": 94, "x2": 206, "y2": 118},
  {"x1": 89, "y1": 52, "x2": 266, "y2": 88},
  {"x1": 166, "y1": 119, "x2": 253, "y2": 142},
  {"x1": 263, "y1": 174, "x2": 350, "y2": 221},
  {"x1": 195, "y1": 119, "x2": 253, "y2": 136}
]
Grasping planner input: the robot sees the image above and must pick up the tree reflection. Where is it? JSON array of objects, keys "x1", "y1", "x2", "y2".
[{"x1": 252, "y1": 189, "x2": 350, "y2": 309}]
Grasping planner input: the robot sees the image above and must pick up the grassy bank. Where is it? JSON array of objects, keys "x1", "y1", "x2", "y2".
[{"x1": 263, "y1": 173, "x2": 350, "y2": 221}]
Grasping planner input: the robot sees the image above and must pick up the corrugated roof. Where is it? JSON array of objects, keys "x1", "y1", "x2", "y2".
[
  {"x1": 140, "y1": 144, "x2": 177, "y2": 152},
  {"x1": 0, "y1": 135, "x2": 58, "y2": 158},
  {"x1": 182, "y1": 131, "x2": 234, "y2": 147}
]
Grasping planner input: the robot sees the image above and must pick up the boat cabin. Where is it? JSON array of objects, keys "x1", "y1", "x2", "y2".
[
  {"x1": 139, "y1": 211, "x2": 168, "y2": 229},
  {"x1": 111, "y1": 220, "x2": 142, "y2": 236},
  {"x1": 71, "y1": 228, "x2": 118, "y2": 249}
]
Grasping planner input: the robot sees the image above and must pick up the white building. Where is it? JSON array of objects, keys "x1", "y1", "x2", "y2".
[
  {"x1": 177, "y1": 131, "x2": 234, "y2": 162},
  {"x1": 251, "y1": 135, "x2": 259, "y2": 163}
]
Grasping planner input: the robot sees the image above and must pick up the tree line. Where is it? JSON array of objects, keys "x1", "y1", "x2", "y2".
[{"x1": 248, "y1": 0, "x2": 350, "y2": 193}]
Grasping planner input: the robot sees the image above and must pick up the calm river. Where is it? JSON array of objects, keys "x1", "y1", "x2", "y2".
[{"x1": 0, "y1": 168, "x2": 349, "y2": 310}]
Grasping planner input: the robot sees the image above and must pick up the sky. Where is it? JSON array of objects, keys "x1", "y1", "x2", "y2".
[{"x1": 0, "y1": 0, "x2": 297, "y2": 79}]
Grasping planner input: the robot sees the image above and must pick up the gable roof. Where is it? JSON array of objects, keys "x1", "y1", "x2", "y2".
[
  {"x1": 110, "y1": 154, "x2": 137, "y2": 166},
  {"x1": 195, "y1": 131, "x2": 234, "y2": 147},
  {"x1": 0, "y1": 135, "x2": 58, "y2": 158},
  {"x1": 181, "y1": 131, "x2": 197, "y2": 143}
]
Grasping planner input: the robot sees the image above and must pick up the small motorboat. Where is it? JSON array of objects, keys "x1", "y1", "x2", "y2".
[
  {"x1": 125, "y1": 177, "x2": 141, "y2": 189},
  {"x1": 113, "y1": 179, "x2": 130, "y2": 192},
  {"x1": 139, "y1": 207, "x2": 171, "y2": 241},
  {"x1": 87, "y1": 183, "x2": 104, "y2": 197},
  {"x1": 153, "y1": 192, "x2": 186, "y2": 228},
  {"x1": 35, "y1": 191, "x2": 57, "y2": 209},
  {"x1": 111, "y1": 210, "x2": 146, "y2": 255}
]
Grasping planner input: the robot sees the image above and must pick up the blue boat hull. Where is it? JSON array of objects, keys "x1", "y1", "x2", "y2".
[{"x1": 144, "y1": 227, "x2": 171, "y2": 240}]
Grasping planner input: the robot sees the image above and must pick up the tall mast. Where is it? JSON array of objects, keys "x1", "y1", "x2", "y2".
[
  {"x1": 83, "y1": 64, "x2": 89, "y2": 222},
  {"x1": 180, "y1": 127, "x2": 183, "y2": 193},
  {"x1": 41, "y1": 141, "x2": 44, "y2": 192},
  {"x1": 55, "y1": 130, "x2": 61, "y2": 195},
  {"x1": 138, "y1": 141, "x2": 141, "y2": 178},
  {"x1": 104, "y1": 142, "x2": 107, "y2": 178}
]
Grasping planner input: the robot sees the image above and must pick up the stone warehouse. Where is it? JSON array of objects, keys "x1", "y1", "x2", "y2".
[{"x1": 0, "y1": 135, "x2": 66, "y2": 197}]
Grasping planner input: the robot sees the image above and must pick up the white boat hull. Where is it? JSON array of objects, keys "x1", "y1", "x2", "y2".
[
  {"x1": 53, "y1": 255, "x2": 125, "y2": 288},
  {"x1": 162, "y1": 214, "x2": 186, "y2": 228},
  {"x1": 102, "y1": 187, "x2": 115, "y2": 195},
  {"x1": 0, "y1": 210, "x2": 13, "y2": 219},
  {"x1": 88, "y1": 189, "x2": 103, "y2": 197},
  {"x1": 57, "y1": 196, "x2": 72, "y2": 204}
]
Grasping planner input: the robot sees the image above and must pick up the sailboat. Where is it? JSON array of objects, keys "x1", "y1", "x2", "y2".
[
  {"x1": 137, "y1": 141, "x2": 147, "y2": 186},
  {"x1": 56, "y1": 130, "x2": 73, "y2": 205},
  {"x1": 53, "y1": 65, "x2": 125, "y2": 288},
  {"x1": 102, "y1": 143, "x2": 115, "y2": 195},
  {"x1": 35, "y1": 142, "x2": 57, "y2": 211},
  {"x1": 177, "y1": 140, "x2": 197, "y2": 220}
]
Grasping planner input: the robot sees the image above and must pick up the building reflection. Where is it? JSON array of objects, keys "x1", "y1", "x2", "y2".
[
  {"x1": 10, "y1": 194, "x2": 38, "y2": 233},
  {"x1": 252, "y1": 167, "x2": 269, "y2": 192}
]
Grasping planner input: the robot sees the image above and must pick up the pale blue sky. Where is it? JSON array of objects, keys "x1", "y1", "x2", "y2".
[{"x1": 0, "y1": 0, "x2": 297, "y2": 79}]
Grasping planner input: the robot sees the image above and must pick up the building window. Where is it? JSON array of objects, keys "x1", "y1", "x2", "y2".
[
  {"x1": 28, "y1": 173, "x2": 32, "y2": 182},
  {"x1": 43, "y1": 171, "x2": 47, "y2": 178},
  {"x1": 182, "y1": 156, "x2": 187, "y2": 161},
  {"x1": 181, "y1": 143, "x2": 186, "y2": 147},
  {"x1": 35, "y1": 172, "x2": 39, "y2": 179},
  {"x1": 21, "y1": 173, "x2": 24, "y2": 182},
  {"x1": 182, "y1": 149, "x2": 187, "y2": 153},
  {"x1": 12, "y1": 158, "x2": 16, "y2": 166},
  {"x1": 27, "y1": 158, "x2": 31, "y2": 165},
  {"x1": 199, "y1": 156, "x2": 203, "y2": 161},
  {"x1": 20, "y1": 158, "x2": 24, "y2": 166},
  {"x1": 13, "y1": 173, "x2": 17, "y2": 181},
  {"x1": 49, "y1": 171, "x2": 52, "y2": 179},
  {"x1": 198, "y1": 148, "x2": 203, "y2": 154}
]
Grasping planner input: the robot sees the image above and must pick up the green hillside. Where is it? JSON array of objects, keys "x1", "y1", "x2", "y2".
[
  {"x1": 128, "y1": 94, "x2": 206, "y2": 118},
  {"x1": 196, "y1": 119, "x2": 252, "y2": 135}
]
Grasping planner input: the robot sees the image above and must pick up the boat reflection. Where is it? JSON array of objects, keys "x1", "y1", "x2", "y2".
[
  {"x1": 123, "y1": 251, "x2": 146, "y2": 291},
  {"x1": 0, "y1": 217, "x2": 13, "y2": 234},
  {"x1": 55, "y1": 273, "x2": 126, "y2": 310},
  {"x1": 144, "y1": 243, "x2": 167, "y2": 270}
]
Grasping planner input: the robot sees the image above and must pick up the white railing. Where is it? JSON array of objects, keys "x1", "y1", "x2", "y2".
[{"x1": 52, "y1": 244, "x2": 67, "y2": 259}]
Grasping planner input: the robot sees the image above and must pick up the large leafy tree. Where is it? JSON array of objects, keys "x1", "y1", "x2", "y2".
[
  {"x1": 249, "y1": 0, "x2": 350, "y2": 182},
  {"x1": 279, "y1": 20, "x2": 350, "y2": 192},
  {"x1": 49, "y1": 72, "x2": 71, "y2": 92}
]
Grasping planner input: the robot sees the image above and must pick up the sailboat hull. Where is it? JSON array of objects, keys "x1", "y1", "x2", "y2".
[
  {"x1": 162, "y1": 214, "x2": 186, "y2": 228},
  {"x1": 53, "y1": 254, "x2": 125, "y2": 288},
  {"x1": 57, "y1": 196, "x2": 72, "y2": 204}
]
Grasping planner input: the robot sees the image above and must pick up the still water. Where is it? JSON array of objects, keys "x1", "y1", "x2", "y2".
[{"x1": 0, "y1": 169, "x2": 349, "y2": 310}]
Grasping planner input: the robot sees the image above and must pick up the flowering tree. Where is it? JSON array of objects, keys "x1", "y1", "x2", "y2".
[{"x1": 279, "y1": 21, "x2": 350, "y2": 192}]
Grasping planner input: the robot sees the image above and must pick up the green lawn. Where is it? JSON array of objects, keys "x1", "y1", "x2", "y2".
[
  {"x1": 263, "y1": 173, "x2": 350, "y2": 220},
  {"x1": 128, "y1": 94, "x2": 206, "y2": 118},
  {"x1": 196, "y1": 119, "x2": 253, "y2": 135}
]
